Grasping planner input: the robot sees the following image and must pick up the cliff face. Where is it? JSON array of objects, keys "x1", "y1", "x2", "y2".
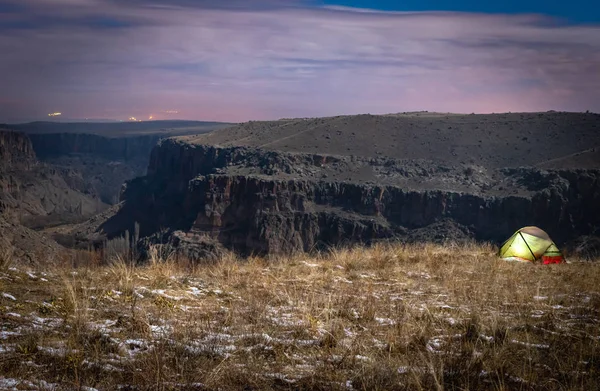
[
  {"x1": 94, "y1": 138, "x2": 600, "y2": 258},
  {"x1": 0, "y1": 130, "x2": 109, "y2": 260},
  {"x1": 0, "y1": 130, "x2": 107, "y2": 226},
  {"x1": 26, "y1": 133, "x2": 163, "y2": 204},
  {"x1": 0, "y1": 130, "x2": 36, "y2": 169},
  {"x1": 29, "y1": 133, "x2": 164, "y2": 161}
]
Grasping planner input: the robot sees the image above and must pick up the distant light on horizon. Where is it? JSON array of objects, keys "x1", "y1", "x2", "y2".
[
  {"x1": 128, "y1": 116, "x2": 142, "y2": 122},
  {"x1": 48, "y1": 112, "x2": 62, "y2": 117}
]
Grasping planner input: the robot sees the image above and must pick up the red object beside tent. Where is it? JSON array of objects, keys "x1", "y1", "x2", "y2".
[{"x1": 542, "y1": 255, "x2": 564, "y2": 264}]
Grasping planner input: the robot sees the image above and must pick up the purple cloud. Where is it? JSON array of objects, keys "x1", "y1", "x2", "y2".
[{"x1": 0, "y1": 0, "x2": 599, "y2": 122}]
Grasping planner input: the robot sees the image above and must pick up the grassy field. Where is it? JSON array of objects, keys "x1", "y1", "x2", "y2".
[{"x1": 0, "y1": 243, "x2": 598, "y2": 390}]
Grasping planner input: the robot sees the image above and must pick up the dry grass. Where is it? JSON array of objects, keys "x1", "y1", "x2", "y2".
[{"x1": 0, "y1": 243, "x2": 599, "y2": 390}]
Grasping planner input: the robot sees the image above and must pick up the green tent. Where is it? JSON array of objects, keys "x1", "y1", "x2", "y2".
[{"x1": 499, "y1": 226, "x2": 564, "y2": 264}]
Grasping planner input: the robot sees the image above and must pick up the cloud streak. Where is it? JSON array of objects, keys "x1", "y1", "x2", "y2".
[{"x1": 0, "y1": 0, "x2": 599, "y2": 122}]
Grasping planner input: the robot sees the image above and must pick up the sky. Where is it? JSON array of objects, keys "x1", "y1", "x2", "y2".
[{"x1": 0, "y1": 0, "x2": 599, "y2": 123}]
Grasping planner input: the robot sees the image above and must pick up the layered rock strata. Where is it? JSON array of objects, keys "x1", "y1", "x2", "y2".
[{"x1": 92, "y1": 139, "x2": 600, "y2": 258}]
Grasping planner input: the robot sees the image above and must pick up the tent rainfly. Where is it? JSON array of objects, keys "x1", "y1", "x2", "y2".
[{"x1": 499, "y1": 226, "x2": 564, "y2": 264}]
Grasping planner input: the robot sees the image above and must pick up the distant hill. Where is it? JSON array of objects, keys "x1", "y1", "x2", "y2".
[
  {"x1": 184, "y1": 112, "x2": 600, "y2": 169},
  {"x1": 4, "y1": 120, "x2": 235, "y2": 138}
]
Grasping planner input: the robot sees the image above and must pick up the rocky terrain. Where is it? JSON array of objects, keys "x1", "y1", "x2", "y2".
[
  {"x1": 15, "y1": 121, "x2": 232, "y2": 205},
  {"x1": 71, "y1": 112, "x2": 600, "y2": 260},
  {"x1": 0, "y1": 121, "x2": 231, "y2": 259},
  {"x1": 0, "y1": 130, "x2": 100, "y2": 260}
]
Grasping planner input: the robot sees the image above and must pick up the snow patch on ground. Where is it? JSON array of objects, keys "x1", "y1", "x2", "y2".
[
  {"x1": 374, "y1": 317, "x2": 396, "y2": 326},
  {"x1": 2, "y1": 293, "x2": 16, "y2": 301},
  {"x1": 510, "y1": 339, "x2": 550, "y2": 349},
  {"x1": 0, "y1": 330, "x2": 21, "y2": 340}
]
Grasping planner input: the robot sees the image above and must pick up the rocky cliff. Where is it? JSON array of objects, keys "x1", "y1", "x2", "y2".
[
  {"x1": 0, "y1": 130, "x2": 36, "y2": 169},
  {"x1": 22, "y1": 121, "x2": 229, "y2": 204},
  {"x1": 90, "y1": 136, "x2": 600, "y2": 259},
  {"x1": 0, "y1": 130, "x2": 107, "y2": 226},
  {"x1": 28, "y1": 133, "x2": 164, "y2": 161},
  {"x1": 0, "y1": 130, "x2": 107, "y2": 260},
  {"x1": 27, "y1": 133, "x2": 161, "y2": 204}
]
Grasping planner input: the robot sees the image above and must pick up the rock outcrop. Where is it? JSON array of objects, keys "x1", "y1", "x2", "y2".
[
  {"x1": 28, "y1": 133, "x2": 165, "y2": 161},
  {"x1": 0, "y1": 130, "x2": 36, "y2": 169},
  {"x1": 0, "y1": 129, "x2": 107, "y2": 227},
  {"x1": 17, "y1": 120, "x2": 232, "y2": 205},
  {"x1": 0, "y1": 130, "x2": 106, "y2": 260},
  {"x1": 90, "y1": 137, "x2": 600, "y2": 259}
]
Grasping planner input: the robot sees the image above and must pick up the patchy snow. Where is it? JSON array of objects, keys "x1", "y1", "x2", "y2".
[
  {"x1": 364, "y1": 273, "x2": 381, "y2": 280},
  {"x1": 511, "y1": 339, "x2": 550, "y2": 349},
  {"x1": 1, "y1": 293, "x2": 16, "y2": 301},
  {"x1": 118, "y1": 339, "x2": 152, "y2": 357},
  {"x1": 269, "y1": 315, "x2": 305, "y2": 327},
  {"x1": 187, "y1": 287, "x2": 205, "y2": 296},
  {"x1": 0, "y1": 378, "x2": 19, "y2": 389},
  {"x1": 530, "y1": 310, "x2": 545, "y2": 318},
  {"x1": 427, "y1": 338, "x2": 443, "y2": 352},
  {"x1": 479, "y1": 334, "x2": 494, "y2": 342},
  {"x1": 0, "y1": 344, "x2": 15, "y2": 353},
  {"x1": 150, "y1": 289, "x2": 183, "y2": 301},
  {"x1": 506, "y1": 374, "x2": 528, "y2": 384},
  {"x1": 407, "y1": 271, "x2": 431, "y2": 279},
  {"x1": 186, "y1": 341, "x2": 236, "y2": 357},
  {"x1": 333, "y1": 276, "x2": 353, "y2": 284},
  {"x1": 90, "y1": 319, "x2": 118, "y2": 334},
  {"x1": 0, "y1": 330, "x2": 22, "y2": 340},
  {"x1": 38, "y1": 346, "x2": 73, "y2": 357},
  {"x1": 179, "y1": 305, "x2": 203, "y2": 312},
  {"x1": 30, "y1": 315, "x2": 63, "y2": 329},
  {"x1": 533, "y1": 296, "x2": 548, "y2": 301},
  {"x1": 5, "y1": 312, "x2": 21, "y2": 318},
  {"x1": 266, "y1": 306, "x2": 306, "y2": 327},
  {"x1": 374, "y1": 317, "x2": 396, "y2": 326},
  {"x1": 150, "y1": 324, "x2": 173, "y2": 336}
]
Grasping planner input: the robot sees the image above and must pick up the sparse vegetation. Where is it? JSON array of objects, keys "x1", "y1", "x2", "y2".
[{"x1": 0, "y1": 243, "x2": 599, "y2": 390}]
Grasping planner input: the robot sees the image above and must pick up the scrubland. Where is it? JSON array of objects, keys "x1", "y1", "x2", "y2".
[{"x1": 0, "y1": 243, "x2": 598, "y2": 390}]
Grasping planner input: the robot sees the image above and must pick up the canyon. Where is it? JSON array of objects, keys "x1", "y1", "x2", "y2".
[
  {"x1": 71, "y1": 112, "x2": 600, "y2": 260},
  {"x1": 0, "y1": 121, "x2": 230, "y2": 258},
  {"x1": 2, "y1": 113, "x2": 600, "y2": 261}
]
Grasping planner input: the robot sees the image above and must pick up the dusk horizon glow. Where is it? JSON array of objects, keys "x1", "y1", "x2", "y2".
[{"x1": 1, "y1": 0, "x2": 599, "y2": 123}]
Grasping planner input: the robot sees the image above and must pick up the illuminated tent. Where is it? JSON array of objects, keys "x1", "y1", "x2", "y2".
[{"x1": 499, "y1": 226, "x2": 564, "y2": 264}]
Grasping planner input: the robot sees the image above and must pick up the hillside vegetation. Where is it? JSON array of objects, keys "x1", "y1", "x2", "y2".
[{"x1": 0, "y1": 243, "x2": 598, "y2": 390}]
